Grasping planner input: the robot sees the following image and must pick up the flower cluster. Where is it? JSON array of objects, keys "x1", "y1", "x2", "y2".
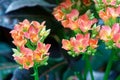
[
  {"x1": 53, "y1": 0, "x2": 99, "y2": 56},
  {"x1": 62, "y1": 33, "x2": 98, "y2": 56},
  {"x1": 10, "y1": 19, "x2": 51, "y2": 69},
  {"x1": 96, "y1": 0, "x2": 120, "y2": 49},
  {"x1": 53, "y1": 0, "x2": 120, "y2": 57}
]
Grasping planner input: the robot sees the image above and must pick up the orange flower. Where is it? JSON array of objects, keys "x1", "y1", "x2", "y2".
[
  {"x1": 34, "y1": 42, "x2": 51, "y2": 61},
  {"x1": 62, "y1": 39, "x2": 73, "y2": 50},
  {"x1": 99, "y1": 7, "x2": 119, "y2": 23},
  {"x1": 31, "y1": 21, "x2": 45, "y2": 30},
  {"x1": 15, "y1": 19, "x2": 30, "y2": 32},
  {"x1": 52, "y1": 0, "x2": 72, "y2": 21},
  {"x1": 66, "y1": 9, "x2": 79, "y2": 21},
  {"x1": 24, "y1": 26, "x2": 39, "y2": 43},
  {"x1": 73, "y1": 33, "x2": 90, "y2": 53},
  {"x1": 52, "y1": 9, "x2": 65, "y2": 21},
  {"x1": 78, "y1": 14, "x2": 97, "y2": 32},
  {"x1": 99, "y1": 26, "x2": 112, "y2": 41},
  {"x1": 61, "y1": 9, "x2": 79, "y2": 30},
  {"x1": 62, "y1": 19, "x2": 79, "y2": 30},
  {"x1": 10, "y1": 30, "x2": 27, "y2": 47},
  {"x1": 99, "y1": 23, "x2": 120, "y2": 42},
  {"x1": 13, "y1": 46, "x2": 34, "y2": 69},
  {"x1": 89, "y1": 39, "x2": 98, "y2": 49}
]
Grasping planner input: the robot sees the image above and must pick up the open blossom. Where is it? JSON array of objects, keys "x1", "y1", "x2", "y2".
[
  {"x1": 61, "y1": 9, "x2": 79, "y2": 30},
  {"x1": 62, "y1": 38, "x2": 74, "y2": 50},
  {"x1": 77, "y1": 14, "x2": 97, "y2": 32},
  {"x1": 24, "y1": 26, "x2": 39, "y2": 43},
  {"x1": 73, "y1": 33, "x2": 90, "y2": 53},
  {"x1": 112, "y1": 24, "x2": 120, "y2": 48},
  {"x1": 10, "y1": 30, "x2": 27, "y2": 47},
  {"x1": 13, "y1": 46, "x2": 34, "y2": 69},
  {"x1": 62, "y1": 33, "x2": 90, "y2": 54},
  {"x1": 15, "y1": 19, "x2": 30, "y2": 32},
  {"x1": 52, "y1": 0, "x2": 72, "y2": 21},
  {"x1": 99, "y1": 23, "x2": 120, "y2": 42},
  {"x1": 62, "y1": 19, "x2": 79, "y2": 30},
  {"x1": 34, "y1": 42, "x2": 51, "y2": 62},
  {"x1": 99, "y1": 7, "x2": 120, "y2": 23},
  {"x1": 52, "y1": 9, "x2": 65, "y2": 21},
  {"x1": 66, "y1": 9, "x2": 79, "y2": 21},
  {"x1": 89, "y1": 39, "x2": 98, "y2": 49}
]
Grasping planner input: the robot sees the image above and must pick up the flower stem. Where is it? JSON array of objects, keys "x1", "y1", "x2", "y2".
[
  {"x1": 103, "y1": 49, "x2": 116, "y2": 80},
  {"x1": 84, "y1": 54, "x2": 94, "y2": 80},
  {"x1": 34, "y1": 66, "x2": 39, "y2": 80},
  {"x1": 84, "y1": 62, "x2": 88, "y2": 80}
]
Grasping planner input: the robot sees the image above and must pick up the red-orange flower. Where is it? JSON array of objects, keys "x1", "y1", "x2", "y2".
[
  {"x1": 34, "y1": 42, "x2": 51, "y2": 61},
  {"x1": 89, "y1": 39, "x2": 98, "y2": 49}
]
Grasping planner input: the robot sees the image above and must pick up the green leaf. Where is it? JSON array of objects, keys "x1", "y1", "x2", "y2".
[{"x1": 116, "y1": 75, "x2": 120, "y2": 80}]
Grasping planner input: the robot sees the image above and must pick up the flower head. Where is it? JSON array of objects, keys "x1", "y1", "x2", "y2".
[
  {"x1": 99, "y1": 7, "x2": 120, "y2": 24},
  {"x1": 77, "y1": 14, "x2": 97, "y2": 32},
  {"x1": 11, "y1": 19, "x2": 51, "y2": 69},
  {"x1": 13, "y1": 46, "x2": 34, "y2": 69},
  {"x1": 99, "y1": 23, "x2": 120, "y2": 42},
  {"x1": 34, "y1": 42, "x2": 51, "y2": 62},
  {"x1": 89, "y1": 39, "x2": 98, "y2": 49}
]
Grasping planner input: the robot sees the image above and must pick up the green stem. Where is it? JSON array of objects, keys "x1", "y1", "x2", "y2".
[
  {"x1": 84, "y1": 62, "x2": 88, "y2": 80},
  {"x1": 75, "y1": 72, "x2": 83, "y2": 80},
  {"x1": 103, "y1": 49, "x2": 115, "y2": 80},
  {"x1": 34, "y1": 66, "x2": 39, "y2": 80},
  {"x1": 79, "y1": 72, "x2": 83, "y2": 80},
  {"x1": 84, "y1": 54, "x2": 94, "y2": 80}
]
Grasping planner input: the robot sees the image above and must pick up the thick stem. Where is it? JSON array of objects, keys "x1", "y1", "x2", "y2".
[
  {"x1": 103, "y1": 49, "x2": 115, "y2": 80},
  {"x1": 34, "y1": 66, "x2": 39, "y2": 80}
]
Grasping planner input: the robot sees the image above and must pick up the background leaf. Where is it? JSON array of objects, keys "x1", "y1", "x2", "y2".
[{"x1": 6, "y1": 0, "x2": 56, "y2": 13}]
